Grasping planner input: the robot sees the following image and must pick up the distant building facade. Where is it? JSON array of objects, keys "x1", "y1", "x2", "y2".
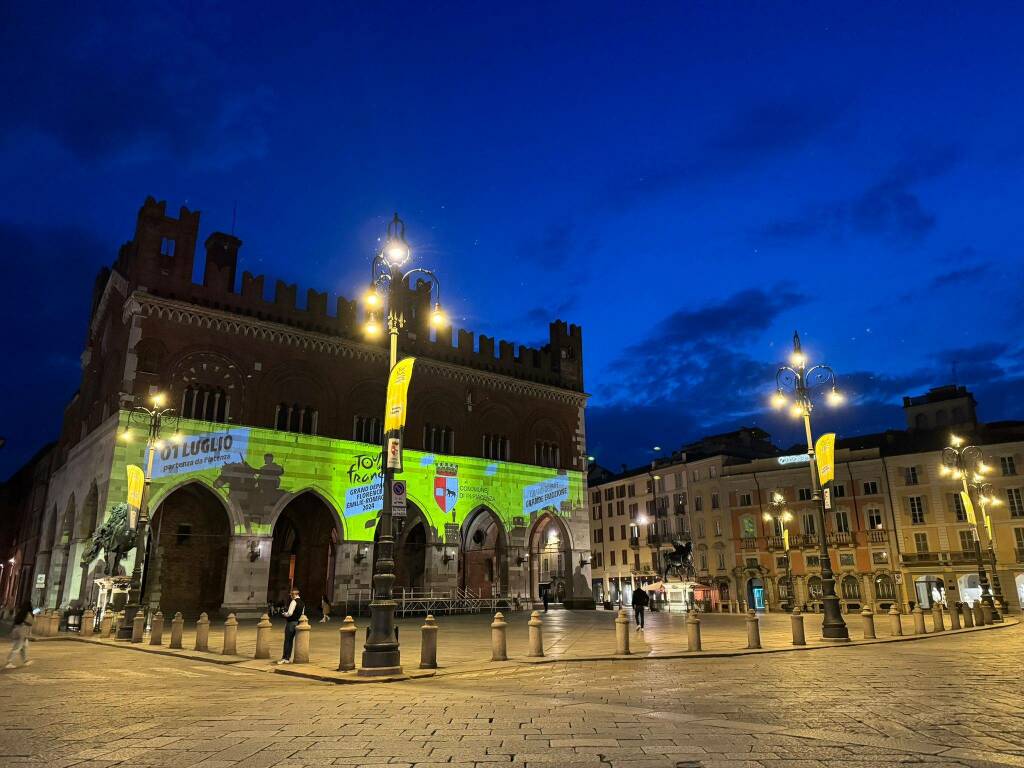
[{"x1": 23, "y1": 197, "x2": 592, "y2": 618}]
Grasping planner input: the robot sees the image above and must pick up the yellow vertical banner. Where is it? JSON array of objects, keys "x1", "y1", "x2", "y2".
[
  {"x1": 782, "y1": 529, "x2": 790, "y2": 551},
  {"x1": 384, "y1": 357, "x2": 416, "y2": 433},
  {"x1": 815, "y1": 432, "x2": 836, "y2": 486},
  {"x1": 126, "y1": 464, "x2": 145, "y2": 529},
  {"x1": 983, "y1": 509, "x2": 992, "y2": 539},
  {"x1": 960, "y1": 491, "x2": 977, "y2": 525}
]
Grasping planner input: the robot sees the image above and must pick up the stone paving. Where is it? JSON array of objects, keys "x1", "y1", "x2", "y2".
[{"x1": 0, "y1": 614, "x2": 1021, "y2": 768}]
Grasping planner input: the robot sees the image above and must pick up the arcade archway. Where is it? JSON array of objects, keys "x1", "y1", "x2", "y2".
[
  {"x1": 371, "y1": 505, "x2": 430, "y2": 594},
  {"x1": 459, "y1": 508, "x2": 508, "y2": 598},
  {"x1": 268, "y1": 492, "x2": 341, "y2": 609},
  {"x1": 528, "y1": 513, "x2": 571, "y2": 603},
  {"x1": 145, "y1": 483, "x2": 230, "y2": 617}
]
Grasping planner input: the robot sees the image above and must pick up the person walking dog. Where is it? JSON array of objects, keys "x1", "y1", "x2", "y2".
[{"x1": 276, "y1": 588, "x2": 305, "y2": 664}]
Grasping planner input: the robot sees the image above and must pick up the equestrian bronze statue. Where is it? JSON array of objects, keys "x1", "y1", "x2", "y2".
[{"x1": 80, "y1": 502, "x2": 136, "y2": 576}]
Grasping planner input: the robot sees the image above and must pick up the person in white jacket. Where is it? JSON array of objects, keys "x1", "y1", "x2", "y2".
[{"x1": 5, "y1": 601, "x2": 34, "y2": 669}]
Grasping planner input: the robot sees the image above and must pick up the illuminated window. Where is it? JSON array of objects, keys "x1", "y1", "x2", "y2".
[
  {"x1": 867, "y1": 508, "x2": 884, "y2": 529},
  {"x1": 1009, "y1": 489, "x2": 1024, "y2": 517},
  {"x1": 909, "y1": 496, "x2": 925, "y2": 524}
]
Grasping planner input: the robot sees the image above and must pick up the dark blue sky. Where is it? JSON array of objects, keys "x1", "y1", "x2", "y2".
[{"x1": 3, "y1": 4, "x2": 1024, "y2": 477}]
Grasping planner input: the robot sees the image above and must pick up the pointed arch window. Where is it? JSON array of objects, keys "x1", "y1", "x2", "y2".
[
  {"x1": 274, "y1": 403, "x2": 318, "y2": 435},
  {"x1": 181, "y1": 385, "x2": 230, "y2": 422}
]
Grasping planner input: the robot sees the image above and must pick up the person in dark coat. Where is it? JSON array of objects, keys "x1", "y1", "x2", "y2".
[
  {"x1": 542, "y1": 587, "x2": 550, "y2": 612},
  {"x1": 631, "y1": 585, "x2": 649, "y2": 630},
  {"x1": 276, "y1": 588, "x2": 305, "y2": 664}
]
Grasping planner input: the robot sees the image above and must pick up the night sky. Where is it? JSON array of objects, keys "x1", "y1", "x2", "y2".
[{"x1": 3, "y1": 4, "x2": 1024, "y2": 478}]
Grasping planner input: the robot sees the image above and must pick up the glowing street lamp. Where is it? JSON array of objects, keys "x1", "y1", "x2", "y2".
[
  {"x1": 770, "y1": 331, "x2": 849, "y2": 640},
  {"x1": 763, "y1": 490, "x2": 795, "y2": 611},
  {"x1": 358, "y1": 213, "x2": 448, "y2": 673}
]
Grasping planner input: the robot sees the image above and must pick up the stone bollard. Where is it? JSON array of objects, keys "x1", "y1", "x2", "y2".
[
  {"x1": 150, "y1": 612, "x2": 164, "y2": 645},
  {"x1": 791, "y1": 606, "x2": 806, "y2": 646},
  {"x1": 255, "y1": 613, "x2": 272, "y2": 659},
  {"x1": 972, "y1": 602, "x2": 984, "y2": 627},
  {"x1": 131, "y1": 610, "x2": 145, "y2": 643},
  {"x1": 222, "y1": 614, "x2": 238, "y2": 655},
  {"x1": 912, "y1": 605, "x2": 927, "y2": 635},
  {"x1": 491, "y1": 612, "x2": 508, "y2": 661},
  {"x1": 962, "y1": 602, "x2": 975, "y2": 628},
  {"x1": 170, "y1": 612, "x2": 184, "y2": 648},
  {"x1": 195, "y1": 612, "x2": 210, "y2": 652},
  {"x1": 110, "y1": 612, "x2": 122, "y2": 637},
  {"x1": 99, "y1": 611, "x2": 112, "y2": 638},
  {"x1": 527, "y1": 610, "x2": 544, "y2": 657},
  {"x1": 686, "y1": 611, "x2": 702, "y2": 651},
  {"x1": 981, "y1": 603, "x2": 993, "y2": 625},
  {"x1": 614, "y1": 609, "x2": 631, "y2": 655},
  {"x1": 420, "y1": 614, "x2": 438, "y2": 669},
  {"x1": 745, "y1": 609, "x2": 761, "y2": 649},
  {"x1": 50, "y1": 609, "x2": 62, "y2": 635},
  {"x1": 82, "y1": 609, "x2": 95, "y2": 637},
  {"x1": 861, "y1": 607, "x2": 876, "y2": 640},
  {"x1": 338, "y1": 615, "x2": 357, "y2": 671},
  {"x1": 293, "y1": 615, "x2": 311, "y2": 663},
  {"x1": 889, "y1": 605, "x2": 903, "y2": 636},
  {"x1": 949, "y1": 602, "x2": 962, "y2": 630},
  {"x1": 932, "y1": 602, "x2": 945, "y2": 632}
]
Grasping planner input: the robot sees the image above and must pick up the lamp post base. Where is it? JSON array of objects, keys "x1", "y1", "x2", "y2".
[{"x1": 821, "y1": 596, "x2": 850, "y2": 641}]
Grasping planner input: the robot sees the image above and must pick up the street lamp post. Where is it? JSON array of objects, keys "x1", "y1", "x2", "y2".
[
  {"x1": 116, "y1": 393, "x2": 180, "y2": 640},
  {"x1": 359, "y1": 213, "x2": 446, "y2": 673},
  {"x1": 770, "y1": 331, "x2": 849, "y2": 640},
  {"x1": 940, "y1": 437, "x2": 1002, "y2": 620},
  {"x1": 763, "y1": 490, "x2": 794, "y2": 612}
]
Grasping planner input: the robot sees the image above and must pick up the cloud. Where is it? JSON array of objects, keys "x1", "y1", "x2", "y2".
[
  {"x1": 928, "y1": 263, "x2": 992, "y2": 289},
  {"x1": 0, "y1": 7, "x2": 271, "y2": 168},
  {"x1": 762, "y1": 145, "x2": 960, "y2": 244}
]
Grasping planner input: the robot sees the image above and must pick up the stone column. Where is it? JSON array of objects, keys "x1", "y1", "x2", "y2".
[
  {"x1": 222, "y1": 614, "x2": 238, "y2": 655},
  {"x1": 686, "y1": 611, "x2": 702, "y2": 651},
  {"x1": 170, "y1": 612, "x2": 184, "y2": 648},
  {"x1": 614, "y1": 609, "x2": 630, "y2": 655},
  {"x1": 255, "y1": 614, "x2": 272, "y2": 659},
  {"x1": 338, "y1": 616, "x2": 356, "y2": 671},
  {"x1": 527, "y1": 610, "x2": 544, "y2": 657},
  {"x1": 745, "y1": 609, "x2": 761, "y2": 649},
  {"x1": 888, "y1": 605, "x2": 903, "y2": 636},
  {"x1": 491, "y1": 612, "x2": 508, "y2": 661},
  {"x1": 293, "y1": 615, "x2": 310, "y2": 663},
  {"x1": 861, "y1": 607, "x2": 876, "y2": 639},
  {"x1": 790, "y1": 606, "x2": 806, "y2": 645},
  {"x1": 195, "y1": 612, "x2": 210, "y2": 652},
  {"x1": 150, "y1": 612, "x2": 164, "y2": 645},
  {"x1": 82, "y1": 609, "x2": 95, "y2": 638},
  {"x1": 949, "y1": 602, "x2": 962, "y2": 630},
  {"x1": 420, "y1": 615, "x2": 438, "y2": 669},
  {"x1": 912, "y1": 605, "x2": 927, "y2": 635}
]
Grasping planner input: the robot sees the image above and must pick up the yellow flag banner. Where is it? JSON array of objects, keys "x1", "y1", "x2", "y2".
[
  {"x1": 815, "y1": 432, "x2": 836, "y2": 486},
  {"x1": 126, "y1": 464, "x2": 145, "y2": 529},
  {"x1": 983, "y1": 509, "x2": 992, "y2": 540},
  {"x1": 384, "y1": 357, "x2": 416, "y2": 433},
  {"x1": 960, "y1": 491, "x2": 977, "y2": 525},
  {"x1": 782, "y1": 529, "x2": 790, "y2": 552}
]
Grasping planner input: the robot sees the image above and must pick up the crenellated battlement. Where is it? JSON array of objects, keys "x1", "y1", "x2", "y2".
[{"x1": 109, "y1": 197, "x2": 584, "y2": 391}]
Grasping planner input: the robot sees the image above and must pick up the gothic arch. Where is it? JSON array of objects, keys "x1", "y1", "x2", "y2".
[
  {"x1": 148, "y1": 477, "x2": 246, "y2": 535},
  {"x1": 265, "y1": 487, "x2": 346, "y2": 543},
  {"x1": 459, "y1": 506, "x2": 509, "y2": 598},
  {"x1": 166, "y1": 348, "x2": 246, "y2": 422}
]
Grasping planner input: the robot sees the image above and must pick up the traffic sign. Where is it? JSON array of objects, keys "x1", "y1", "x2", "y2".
[{"x1": 392, "y1": 479, "x2": 407, "y2": 517}]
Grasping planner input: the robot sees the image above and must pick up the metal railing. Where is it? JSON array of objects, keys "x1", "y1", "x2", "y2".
[{"x1": 336, "y1": 587, "x2": 519, "y2": 618}]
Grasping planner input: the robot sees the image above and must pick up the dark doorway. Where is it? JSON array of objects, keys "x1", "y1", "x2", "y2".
[
  {"x1": 393, "y1": 519, "x2": 427, "y2": 592},
  {"x1": 268, "y1": 493, "x2": 340, "y2": 610},
  {"x1": 145, "y1": 483, "x2": 230, "y2": 618},
  {"x1": 459, "y1": 509, "x2": 508, "y2": 598}
]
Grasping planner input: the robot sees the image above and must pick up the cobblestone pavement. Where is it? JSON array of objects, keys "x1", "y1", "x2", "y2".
[{"x1": 1, "y1": 620, "x2": 1021, "y2": 767}]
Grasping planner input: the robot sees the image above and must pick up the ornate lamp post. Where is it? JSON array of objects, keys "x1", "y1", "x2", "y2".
[
  {"x1": 115, "y1": 392, "x2": 180, "y2": 640},
  {"x1": 770, "y1": 331, "x2": 849, "y2": 640},
  {"x1": 763, "y1": 490, "x2": 795, "y2": 611},
  {"x1": 940, "y1": 437, "x2": 1002, "y2": 620},
  {"x1": 358, "y1": 213, "x2": 446, "y2": 673}
]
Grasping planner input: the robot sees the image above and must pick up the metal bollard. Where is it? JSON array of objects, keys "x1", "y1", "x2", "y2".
[
  {"x1": 99, "y1": 611, "x2": 112, "y2": 638},
  {"x1": 912, "y1": 605, "x2": 927, "y2": 635},
  {"x1": 222, "y1": 614, "x2": 238, "y2": 655},
  {"x1": 491, "y1": 612, "x2": 508, "y2": 661},
  {"x1": 131, "y1": 610, "x2": 145, "y2": 643},
  {"x1": 420, "y1": 614, "x2": 438, "y2": 669},
  {"x1": 962, "y1": 602, "x2": 975, "y2": 628},
  {"x1": 686, "y1": 611, "x2": 702, "y2": 651},
  {"x1": 82, "y1": 609, "x2": 95, "y2": 638},
  {"x1": 527, "y1": 610, "x2": 544, "y2": 657},
  {"x1": 972, "y1": 602, "x2": 984, "y2": 627},
  {"x1": 170, "y1": 612, "x2": 184, "y2": 648},
  {"x1": 150, "y1": 611, "x2": 164, "y2": 645},
  {"x1": 195, "y1": 612, "x2": 210, "y2": 652},
  {"x1": 745, "y1": 609, "x2": 761, "y2": 649},
  {"x1": 293, "y1": 615, "x2": 311, "y2": 663},
  {"x1": 981, "y1": 603, "x2": 993, "y2": 625},
  {"x1": 949, "y1": 602, "x2": 962, "y2": 630},
  {"x1": 791, "y1": 606, "x2": 806, "y2": 645},
  {"x1": 615, "y1": 609, "x2": 630, "y2": 655},
  {"x1": 338, "y1": 615, "x2": 356, "y2": 671},
  {"x1": 255, "y1": 613, "x2": 272, "y2": 659},
  {"x1": 861, "y1": 607, "x2": 876, "y2": 640},
  {"x1": 932, "y1": 602, "x2": 945, "y2": 632},
  {"x1": 889, "y1": 605, "x2": 903, "y2": 636}
]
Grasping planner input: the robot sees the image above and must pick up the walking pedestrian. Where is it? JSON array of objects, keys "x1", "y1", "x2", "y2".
[
  {"x1": 542, "y1": 588, "x2": 550, "y2": 612},
  {"x1": 319, "y1": 596, "x2": 331, "y2": 624},
  {"x1": 276, "y1": 588, "x2": 305, "y2": 664},
  {"x1": 5, "y1": 601, "x2": 35, "y2": 669},
  {"x1": 631, "y1": 585, "x2": 649, "y2": 630}
]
